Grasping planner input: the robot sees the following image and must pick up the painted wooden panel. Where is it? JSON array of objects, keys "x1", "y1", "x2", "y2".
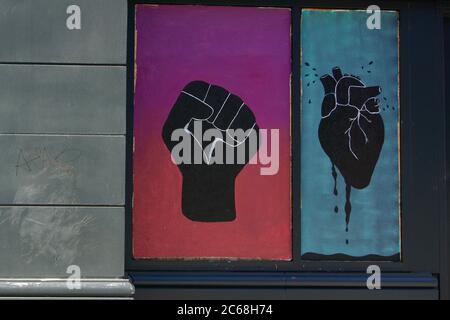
[
  {"x1": 0, "y1": 207, "x2": 124, "y2": 278},
  {"x1": 0, "y1": 135, "x2": 125, "y2": 205},
  {"x1": 0, "y1": 65, "x2": 126, "y2": 134},
  {"x1": 300, "y1": 9, "x2": 401, "y2": 260},
  {"x1": 0, "y1": 0, "x2": 127, "y2": 64},
  {"x1": 133, "y1": 5, "x2": 292, "y2": 260}
]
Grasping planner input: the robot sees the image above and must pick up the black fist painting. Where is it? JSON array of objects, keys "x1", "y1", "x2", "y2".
[
  {"x1": 162, "y1": 81, "x2": 259, "y2": 222},
  {"x1": 318, "y1": 67, "x2": 384, "y2": 229}
]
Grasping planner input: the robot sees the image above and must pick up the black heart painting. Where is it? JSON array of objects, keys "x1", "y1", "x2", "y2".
[{"x1": 318, "y1": 67, "x2": 384, "y2": 237}]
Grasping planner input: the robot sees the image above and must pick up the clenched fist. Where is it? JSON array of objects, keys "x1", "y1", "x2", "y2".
[{"x1": 162, "y1": 81, "x2": 259, "y2": 222}]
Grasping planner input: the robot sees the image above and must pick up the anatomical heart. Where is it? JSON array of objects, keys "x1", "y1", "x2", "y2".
[
  {"x1": 300, "y1": 9, "x2": 400, "y2": 260},
  {"x1": 318, "y1": 67, "x2": 384, "y2": 228}
]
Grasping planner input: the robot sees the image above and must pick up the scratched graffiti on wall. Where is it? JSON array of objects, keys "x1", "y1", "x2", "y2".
[{"x1": 0, "y1": 145, "x2": 91, "y2": 267}]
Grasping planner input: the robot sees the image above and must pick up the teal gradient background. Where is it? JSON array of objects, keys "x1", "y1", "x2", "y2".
[{"x1": 300, "y1": 10, "x2": 400, "y2": 258}]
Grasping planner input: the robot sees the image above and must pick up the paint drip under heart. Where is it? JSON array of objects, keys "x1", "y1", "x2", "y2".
[{"x1": 318, "y1": 67, "x2": 385, "y2": 244}]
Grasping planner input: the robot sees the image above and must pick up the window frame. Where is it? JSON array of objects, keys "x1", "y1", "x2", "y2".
[{"x1": 125, "y1": 0, "x2": 445, "y2": 276}]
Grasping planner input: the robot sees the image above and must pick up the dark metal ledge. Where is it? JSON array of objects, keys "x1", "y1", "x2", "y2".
[
  {"x1": 130, "y1": 272, "x2": 438, "y2": 300},
  {"x1": 130, "y1": 272, "x2": 438, "y2": 288}
]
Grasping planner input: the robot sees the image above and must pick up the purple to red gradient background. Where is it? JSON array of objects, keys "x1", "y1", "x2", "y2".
[{"x1": 133, "y1": 5, "x2": 291, "y2": 259}]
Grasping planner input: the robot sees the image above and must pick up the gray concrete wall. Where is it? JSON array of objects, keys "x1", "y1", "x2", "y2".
[
  {"x1": 0, "y1": 0, "x2": 129, "y2": 294},
  {"x1": 0, "y1": 0, "x2": 126, "y2": 64}
]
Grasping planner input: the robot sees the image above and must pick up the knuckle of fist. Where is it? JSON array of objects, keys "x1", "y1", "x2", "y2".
[{"x1": 177, "y1": 80, "x2": 256, "y2": 134}]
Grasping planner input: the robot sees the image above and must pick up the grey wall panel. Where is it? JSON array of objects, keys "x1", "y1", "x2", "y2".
[
  {"x1": 0, "y1": 207, "x2": 124, "y2": 278},
  {"x1": 0, "y1": 0, "x2": 127, "y2": 64},
  {"x1": 0, "y1": 65, "x2": 126, "y2": 134},
  {"x1": 0, "y1": 135, "x2": 125, "y2": 205}
]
